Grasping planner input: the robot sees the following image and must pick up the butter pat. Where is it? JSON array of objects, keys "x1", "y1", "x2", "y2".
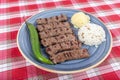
[{"x1": 71, "y1": 12, "x2": 90, "y2": 28}]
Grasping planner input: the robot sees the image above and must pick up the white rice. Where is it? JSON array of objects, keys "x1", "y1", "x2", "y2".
[{"x1": 78, "y1": 23, "x2": 106, "y2": 47}]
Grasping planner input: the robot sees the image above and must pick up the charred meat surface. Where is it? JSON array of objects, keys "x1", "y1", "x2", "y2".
[
  {"x1": 46, "y1": 40, "x2": 81, "y2": 56},
  {"x1": 37, "y1": 22, "x2": 70, "y2": 32},
  {"x1": 36, "y1": 14, "x2": 67, "y2": 25},
  {"x1": 41, "y1": 34, "x2": 76, "y2": 47},
  {"x1": 51, "y1": 49, "x2": 90, "y2": 64},
  {"x1": 39, "y1": 27, "x2": 73, "y2": 39}
]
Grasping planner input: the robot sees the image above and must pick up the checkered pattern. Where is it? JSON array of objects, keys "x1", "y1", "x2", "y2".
[{"x1": 0, "y1": 0, "x2": 120, "y2": 80}]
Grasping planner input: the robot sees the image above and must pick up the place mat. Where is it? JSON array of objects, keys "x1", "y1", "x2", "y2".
[{"x1": 0, "y1": 0, "x2": 120, "y2": 80}]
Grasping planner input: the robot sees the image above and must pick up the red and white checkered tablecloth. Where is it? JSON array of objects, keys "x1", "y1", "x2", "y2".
[{"x1": 0, "y1": 0, "x2": 120, "y2": 80}]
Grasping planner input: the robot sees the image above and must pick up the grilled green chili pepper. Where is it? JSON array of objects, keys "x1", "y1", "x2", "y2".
[{"x1": 25, "y1": 22, "x2": 53, "y2": 64}]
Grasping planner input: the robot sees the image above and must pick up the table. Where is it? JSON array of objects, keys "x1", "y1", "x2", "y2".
[{"x1": 0, "y1": 0, "x2": 120, "y2": 80}]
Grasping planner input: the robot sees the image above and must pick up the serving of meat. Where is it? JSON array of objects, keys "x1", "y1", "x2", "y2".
[
  {"x1": 37, "y1": 22, "x2": 70, "y2": 32},
  {"x1": 39, "y1": 27, "x2": 73, "y2": 39},
  {"x1": 50, "y1": 49, "x2": 90, "y2": 64},
  {"x1": 36, "y1": 14, "x2": 67, "y2": 25},
  {"x1": 41, "y1": 34, "x2": 77, "y2": 47},
  {"x1": 46, "y1": 40, "x2": 81, "y2": 56},
  {"x1": 36, "y1": 14, "x2": 90, "y2": 64}
]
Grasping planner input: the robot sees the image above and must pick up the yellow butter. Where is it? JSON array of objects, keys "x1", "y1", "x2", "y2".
[{"x1": 71, "y1": 12, "x2": 90, "y2": 28}]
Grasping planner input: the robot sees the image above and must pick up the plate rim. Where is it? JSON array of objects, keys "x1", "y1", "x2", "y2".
[{"x1": 17, "y1": 8, "x2": 112, "y2": 74}]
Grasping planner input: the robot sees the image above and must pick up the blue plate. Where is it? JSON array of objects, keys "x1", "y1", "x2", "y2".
[{"x1": 17, "y1": 8, "x2": 112, "y2": 74}]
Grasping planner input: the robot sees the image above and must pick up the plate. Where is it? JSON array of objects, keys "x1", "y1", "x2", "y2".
[{"x1": 17, "y1": 8, "x2": 112, "y2": 74}]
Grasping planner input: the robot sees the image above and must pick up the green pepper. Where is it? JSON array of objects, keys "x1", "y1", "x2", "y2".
[{"x1": 25, "y1": 22, "x2": 53, "y2": 64}]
